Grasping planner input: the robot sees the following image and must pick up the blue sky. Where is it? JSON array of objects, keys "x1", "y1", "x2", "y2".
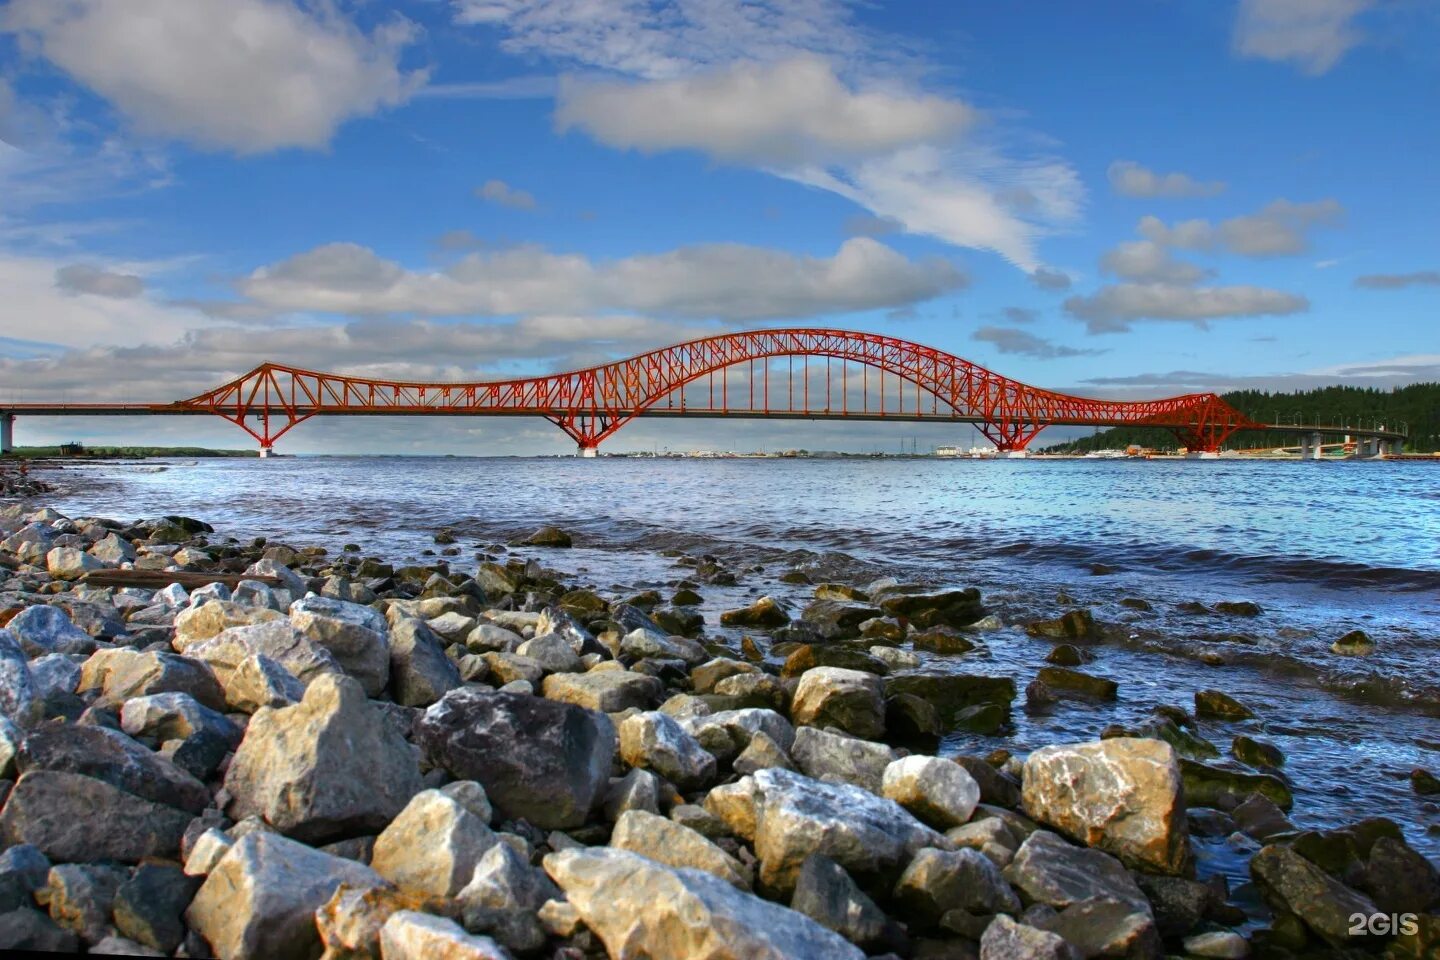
[{"x1": 0, "y1": 0, "x2": 1435, "y2": 453}]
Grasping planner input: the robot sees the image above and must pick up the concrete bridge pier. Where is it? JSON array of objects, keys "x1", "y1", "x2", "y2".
[
  {"x1": 1, "y1": 414, "x2": 12, "y2": 455},
  {"x1": 259, "y1": 446, "x2": 274, "y2": 459},
  {"x1": 1300, "y1": 432, "x2": 1324, "y2": 460},
  {"x1": 1185, "y1": 450, "x2": 1219, "y2": 460},
  {"x1": 578, "y1": 445, "x2": 598, "y2": 458}
]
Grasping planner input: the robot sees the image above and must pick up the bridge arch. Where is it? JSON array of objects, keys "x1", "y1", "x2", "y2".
[{"x1": 173, "y1": 327, "x2": 1259, "y2": 455}]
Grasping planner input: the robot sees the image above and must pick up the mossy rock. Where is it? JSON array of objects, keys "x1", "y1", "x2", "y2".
[
  {"x1": 813, "y1": 583, "x2": 869, "y2": 602},
  {"x1": 780, "y1": 644, "x2": 887, "y2": 678},
  {"x1": 884, "y1": 673, "x2": 1016, "y2": 727},
  {"x1": 953, "y1": 702, "x2": 1010, "y2": 735},
  {"x1": 1131, "y1": 717, "x2": 1219, "y2": 760},
  {"x1": 1119, "y1": 597, "x2": 1153, "y2": 611},
  {"x1": 778, "y1": 570, "x2": 811, "y2": 584},
  {"x1": 1233, "y1": 735, "x2": 1285, "y2": 769},
  {"x1": 1413, "y1": 768, "x2": 1440, "y2": 795},
  {"x1": 671, "y1": 588, "x2": 704, "y2": 606},
  {"x1": 1195, "y1": 689, "x2": 1257, "y2": 721},
  {"x1": 1045, "y1": 644, "x2": 1085, "y2": 666},
  {"x1": 1213, "y1": 600, "x2": 1263, "y2": 617},
  {"x1": 1329, "y1": 630, "x2": 1376, "y2": 656},
  {"x1": 1180, "y1": 758, "x2": 1293, "y2": 810},
  {"x1": 911, "y1": 628, "x2": 977, "y2": 655},
  {"x1": 516, "y1": 525, "x2": 573, "y2": 548},
  {"x1": 1024, "y1": 609, "x2": 1098, "y2": 641},
  {"x1": 1035, "y1": 666, "x2": 1117, "y2": 700}
]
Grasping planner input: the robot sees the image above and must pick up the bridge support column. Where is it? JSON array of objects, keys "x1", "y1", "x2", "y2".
[
  {"x1": 577, "y1": 445, "x2": 598, "y2": 458},
  {"x1": 0, "y1": 414, "x2": 12, "y2": 455},
  {"x1": 259, "y1": 446, "x2": 274, "y2": 459},
  {"x1": 1185, "y1": 450, "x2": 1219, "y2": 459},
  {"x1": 1302, "y1": 432, "x2": 1323, "y2": 460}
]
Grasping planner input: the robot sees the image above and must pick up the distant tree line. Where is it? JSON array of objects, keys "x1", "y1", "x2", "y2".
[{"x1": 1042, "y1": 382, "x2": 1440, "y2": 454}]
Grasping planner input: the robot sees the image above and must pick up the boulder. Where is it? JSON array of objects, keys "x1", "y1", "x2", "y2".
[
  {"x1": 790, "y1": 667, "x2": 885, "y2": 740},
  {"x1": 0, "y1": 906, "x2": 79, "y2": 953},
  {"x1": 78, "y1": 648, "x2": 227, "y2": 712},
  {"x1": 516, "y1": 525, "x2": 572, "y2": 547},
  {"x1": 790, "y1": 853, "x2": 891, "y2": 949},
  {"x1": 544, "y1": 846, "x2": 866, "y2": 960},
  {"x1": 791, "y1": 726, "x2": 896, "y2": 793},
  {"x1": 112, "y1": 863, "x2": 200, "y2": 954},
  {"x1": 456, "y1": 841, "x2": 559, "y2": 953},
  {"x1": 1002, "y1": 830, "x2": 1149, "y2": 914},
  {"x1": 119, "y1": 691, "x2": 241, "y2": 746},
  {"x1": 980, "y1": 914, "x2": 1077, "y2": 960},
  {"x1": 1022, "y1": 738, "x2": 1190, "y2": 875},
  {"x1": 1044, "y1": 896, "x2": 1160, "y2": 959},
  {"x1": 42, "y1": 861, "x2": 127, "y2": 943},
  {"x1": 1034, "y1": 666, "x2": 1118, "y2": 701},
  {"x1": 187, "y1": 831, "x2": 387, "y2": 960},
  {"x1": 289, "y1": 595, "x2": 391, "y2": 696},
  {"x1": 542, "y1": 669, "x2": 661, "y2": 712},
  {"x1": 733, "y1": 730, "x2": 794, "y2": 775},
  {"x1": 610, "y1": 809, "x2": 752, "y2": 889},
  {"x1": 371, "y1": 790, "x2": 498, "y2": 897},
  {"x1": 894, "y1": 847, "x2": 1021, "y2": 922},
  {"x1": 223, "y1": 673, "x2": 423, "y2": 843},
  {"x1": 883, "y1": 756, "x2": 981, "y2": 830},
  {"x1": 0, "y1": 632, "x2": 39, "y2": 727},
  {"x1": 225, "y1": 654, "x2": 306, "y2": 712},
  {"x1": 313, "y1": 884, "x2": 438, "y2": 960},
  {"x1": 515, "y1": 633, "x2": 583, "y2": 673},
  {"x1": 414, "y1": 688, "x2": 615, "y2": 830},
  {"x1": 620, "y1": 710, "x2": 717, "y2": 791},
  {"x1": 620, "y1": 628, "x2": 707, "y2": 666},
  {"x1": 243, "y1": 558, "x2": 309, "y2": 599},
  {"x1": 1024, "y1": 609, "x2": 1099, "y2": 642},
  {"x1": 883, "y1": 673, "x2": 1016, "y2": 728},
  {"x1": 799, "y1": 600, "x2": 882, "y2": 640},
  {"x1": 0, "y1": 771, "x2": 191, "y2": 863},
  {"x1": 875, "y1": 587, "x2": 985, "y2": 629},
  {"x1": 1249, "y1": 843, "x2": 1379, "y2": 947},
  {"x1": 749, "y1": 767, "x2": 947, "y2": 894},
  {"x1": 1194, "y1": 689, "x2": 1256, "y2": 721},
  {"x1": 8, "y1": 606, "x2": 96, "y2": 656},
  {"x1": 88, "y1": 533, "x2": 136, "y2": 565},
  {"x1": 185, "y1": 621, "x2": 340, "y2": 692},
  {"x1": 388, "y1": 618, "x2": 462, "y2": 708},
  {"x1": 173, "y1": 601, "x2": 285, "y2": 652},
  {"x1": 1180, "y1": 758, "x2": 1292, "y2": 810},
  {"x1": 719, "y1": 596, "x2": 790, "y2": 629},
  {"x1": 17, "y1": 723, "x2": 210, "y2": 813},
  {"x1": 46, "y1": 547, "x2": 108, "y2": 580},
  {"x1": 380, "y1": 910, "x2": 510, "y2": 960}
]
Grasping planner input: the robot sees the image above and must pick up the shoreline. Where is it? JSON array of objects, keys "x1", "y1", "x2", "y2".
[{"x1": 0, "y1": 499, "x2": 1436, "y2": 957}]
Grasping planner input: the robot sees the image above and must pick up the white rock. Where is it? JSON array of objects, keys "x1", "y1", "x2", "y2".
[
  {"x1": 882, "y1": 755, "x2": 981, "y2": 829},
  {"x1": 289, "y1": 595, "x2": 391, "y2": 696},
  {"x1": 371, "y1": 790, "x2": 499, "y2": 898},
  {"x1": 379, "y1": 910, "x2": 510, "y2": 960}
]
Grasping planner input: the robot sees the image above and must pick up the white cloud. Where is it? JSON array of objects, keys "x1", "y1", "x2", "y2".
[
  {"x1": 452, "y1": 0, "x2": 895, "y2": 81},
  {"x1": 54, "y1": 263, "x2": 144, "y2": 299},
  {"x1": 1354, "y1": 270, "x2": 1440, "y2": 289},
  {"x1": 237, "y1": 236, "x2": 965, "y2": 322},
  {"x1": 1099, "y1": 240, "x2": 1210, "y2": 284},
  {"x1": 1063, "y1": 282, "x2": 1308, "y2": 333},
  {"x1": 0, "y1": 0, "x2": 425, "y2": 153},
  {"x1": 1029, "y1": 267, "x2": 1072, "y2": 292},
  {"x1": 556, "y1": 56, "x2": 972, "y2": 166},
  {"x1": 1107, "y1": 160, "x2": 1225, "y2": 199},
  {"x1": 1137, "y1": 199, "x2": 1343, "y2": 257},
  {"x1": 972, "y1": 326, "x2": 1102, "y2": 360},
  {"x1": 476, "y1": 179, "x2": 537, "y2": 210},
  {"x1": 1232, "y1": 0, "x2": 1374, "y2": 75}
]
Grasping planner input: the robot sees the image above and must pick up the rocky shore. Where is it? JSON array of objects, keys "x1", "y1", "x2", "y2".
[{"x1": 0, "y1": 502, "x2": 1435, "y2": 960}]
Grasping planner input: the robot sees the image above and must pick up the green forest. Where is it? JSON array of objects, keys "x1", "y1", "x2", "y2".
[{"x1": 1042, "y1": 382, "x2": 1440, "y2": 454}]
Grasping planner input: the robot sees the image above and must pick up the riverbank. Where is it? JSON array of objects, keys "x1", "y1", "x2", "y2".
[{"x1": 0, "y1": 497, "x2": 1435, "y2": 958}]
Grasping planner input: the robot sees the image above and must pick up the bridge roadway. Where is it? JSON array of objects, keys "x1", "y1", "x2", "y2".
[{"x1": 0, "y1": 402, "x2": 1408, "y2": 459}]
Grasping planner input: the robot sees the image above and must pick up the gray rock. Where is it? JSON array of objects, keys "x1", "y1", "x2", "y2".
[
  {"x1": 224, "y1": 653, "x2": 306, "y2": 713},
  {"x1": 388, "y1": 618, "x2": 462, "y2": 708},
  {"x1": 28, "y1": 654, "x2": 80, "y2": 700},
  {"x1": 1044, "y1": 896, "x2": 1160, "y2": 959},
  {"x1": 620, "y1": 627, "x2": 707, "y2": 666},
  {"x1": 733, "y1": 730, "x2": 794, "y2": 775},
  {"x1": 186, "y1": 831, "x2": 387, "y2": 960},
  {"x1": 457, "y1": 841, "x2": 559, "y2": 953},
  {"x1": 174, "y1": 601, "x2": 287, "y2": 651},
  {"x1": 895, "y1": 847, "x2": 1021, "y2": 923},
  {"x1": 0, "y1": 771, "x2": 191, "y2": 862},
  {"x1": 790, "y1": 666, "x2": 886, "y2": 739},
  {"x1": 371, "y1": 790, "x2": 498, "y2": 897},
  {"x1": 791, "y1": 725, "x2": 896, "y2": 793},
  {"x1": 1182, "y1": 930, "x2": 1250, "y2": 958},
  {"x1": 542, "y1": 669, "x2": 662, "y2": 712},
  {"x1": 89, "y1": 533, "x2": 136, "y2": 565},
  {"x1": 120, "y1": 691, "x2": 241, "y2": 746},
  {"x1": 0, "y1": 906, "x2": 80, "y2": 953},
  {"x1": 545, "y1": 846, "x2": 866, "y2": 960},
  {"x1": 611, "y1": 809, "x2": 752, "y2": 889},
  {"x1": 289, "y1": 595, "x2": 391, "y2": 696},
  {"x1": 243, "y1": 558, "x2": 309, "y2": 599},
  {"x1": 112, "y1": 863, "x2": 200, "y2": 954},
  {"x1": 619, "y1": 710, "x2": 717, "y2": 791},
  {"x1": 17, "y1": 723, "x2": 211, "y2": 813},
  {"x1": 9, "y1": 606, "x2": 96, "y2": 656},
  {"x1": 380, "y1": 910, "x2": 511, "y2": 960},
  {"x1": 0, "y1": 844, "x2": 50, "y2": 912},
  {"x1": 0, "y1": 632, "x2": 39, "y2": 727},
  {"x1": 42, "y1": 862, "x2": 127, "y2": 944},
  {"x1": 980, "y1": 914, "x2": 1077, "y2": 960},
  {"x1": 78, "y1": 648, "x2": 227, "y2": 712},
  {"x1": 749, "y1": 767, "x2": 947, "y2": 894},
  {"x1": 186, "y1": 621, "x2": 341, "y2": 694},
  {"x1": 1003, "y1": 830, "x2": 1150, "y2": 914},
  {"x1": 790, "y1": 853, "x2": 891, "y2": 948},
  {"x1": 440, "y1": 780, "x2": 494, "y2": 824},
  {"x1": 232, "y1": 580, "x2": 283, "y2": 611},
  {"x1": 516, "y1": 632, "x2": 584, "y2": 673},
  {"x1": 604, "y1": 767, "x2": 662, "y2": 820},
  {"x1": 1249, "y1": 842, "x2": 1379, "y2": 947},
  {"x1": 883, "y1": 755, "x2": 981, "y2": 829},
  {"x1": 415, "y1": 688, "x2": 616, "y2": 830},
  {"x1": 223, "y1": 673, "x2": 422, "y2": 843}
]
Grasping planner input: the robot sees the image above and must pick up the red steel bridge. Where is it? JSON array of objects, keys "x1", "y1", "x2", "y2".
[{"x1": 0, "y1": 328, "x2": 1407, "y2": 457}]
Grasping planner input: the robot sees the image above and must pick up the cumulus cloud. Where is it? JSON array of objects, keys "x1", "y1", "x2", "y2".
[
  {"x1": 1232, "y1": 0, "x2": 1374, "y2": 75},
  {"x1": 1137, "y1": 199, "x2": 1343, "y2": 257},
  {"x1": 0, "y1": 0, "x2": 424, "y2": 153},
  {"x1": 1063, "y1": 283, "x2": 1308, "y2": 333},
  {"x1": 972, "y1": 326, "x2": 1103, "y2": 360},
  {"x1": 1029, "y1": 267, "x2": 1072, "y2": 292},
  {"x1": 1107, "y1": 161, "x2": 1225, "y2": 199},
  {"x1": 54, "y1": 263, "x2": 144, "y2": 298},
  {"x1": 236, "y1": 236, "x2": 965, "y2": 322},
  {"x1": 557, "y1": 56, "x2": 973, "y2": 166},
  {"x1": 476, "y1": 179, "x2": 536, "y2": 210},
  {"x1": 1354, "y1": 270, "x2": 1440, "y2": 289},
  {"x1": 1079, "y1": 353, "x2": 1440, "y2": 394},
  {"x1": 1099, "y1": 240, "x2": 1210, "y2": 284},
  {"x1": 1000, "y1": 307, "x2": 1040, "y2": 324}
]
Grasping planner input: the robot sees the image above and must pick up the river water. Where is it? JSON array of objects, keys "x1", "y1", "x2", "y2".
[{"x1": 44, "y1": 455, "x2": 1440, "y2": 861}]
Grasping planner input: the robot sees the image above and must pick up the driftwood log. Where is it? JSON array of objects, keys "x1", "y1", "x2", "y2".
[{"x1": 79, "y1": 570, "x2": 284, "y2": 590}]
